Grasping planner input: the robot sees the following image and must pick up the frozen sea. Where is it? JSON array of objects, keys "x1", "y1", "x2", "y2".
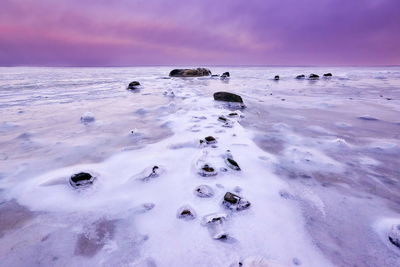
[{"x1": 0, "y1": 67, "x2": 399, "y2": 267}]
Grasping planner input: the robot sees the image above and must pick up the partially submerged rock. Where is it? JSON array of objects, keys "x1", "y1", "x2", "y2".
[
  {"x1": 296, "y1": 75, "x2": 305, "y2": 79},
  {"x1": 224, "y1": 150, "x2": 241, "y2": 171},
  {"x1": 169, "y1": 68, "x2": 211, "y2": 77},
  {"x1": 204, "y1": 136, "x2": 217, "y2": 144},
  {"x1": 198, "y1": 164, "x2": 218, "y2": 177},
  {"x1": 323, "y1": 73, "x2": 333, "y2": 77},
  {"x1": 274, "y1": 75, "x2": 280, "y2": 80},
  {"x1": 194, "y1": 185, "x2": 215, "y2": 198},
  {"x1": 80, "y1": 112, "x2": 95, "y2": 123},
  {"x1": 127, "y1": 81, "x2": 141, "y2": 90},
  {"x1": 309, "y1": 74, "x2": 320, "y2": 80},
  {"x1": 213, "y1": 92, "x2": 243, "y2": 103},
  {"x1": 70, "y1": 172, "x2": 96, "y2": 188},
  {"x1": 134, "y1": 165, "x2": 165, "y2": 182},
  {"x1": 177, "y1": 205, "x2": 196, "y2": 220},
  {"x1": 202, "y1": 213, "x2": 229, "y2": 240},
  {"x1": 388, "y1": 224, "x2": 400, "y2": 248},
  {"x1": 221, "y1": 72, "x2": 230, "y2": 79},
  {"x1": 222, "y1": 192, "x2": 251, "y2": 211}
]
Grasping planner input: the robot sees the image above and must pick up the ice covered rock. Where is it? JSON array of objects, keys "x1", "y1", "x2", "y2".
[
  {"x1": 274, "y1": 75, "x2": 280, "y2": 80},
  {"x1": 233, "y1": 256, "x2": 289, "y2": 267},
  {"x1": 323, "y1": 73, "x2": 333, "y2": 77},
  {"x1": 169, "y1": 68, "x2": 211, "y2": 77},
  {"x1": 202, "y1": 213, "x2": 229, "y2": 240},
  {"x1": 309, "y1": 74, "x2": 319, "y2": 79},
  {"x1": 133, "y1": 165, "x2": 165, "y2": 182},
  {"x1": 221, "y1": 72, "x2": 230, "y2": 78},
  {"x1": 223, "y1": 150, "x2": 241, "y2": 171},
  {"x1": 69, "y1": 172, "x2": 96, "y2": 189},
  {"x1": 204, "y1": 136, "x2": 217, "y2": 144},
  {"x1": 194, "y1": 185, "x2": 215, "y2": 198},
  {"x1": 198, "y1": 164, "x2": 218, "y2": 177},
  {"x1": 80, "y1": 112, "x2": 95, "y2": 123},
  {"x1": 296, "y1": 74, "x2": 305, "y2": 79},
  {"x1": 127, "y1": 81, "x2": 141, "y2": 90},
  {"x1": 222, "y1": 192, "x2": 251, "y2": 211},
  {"x1": 388, "y1": 224, "x2": 400, "y2": 248},
  {"x1": 177, "y1": 205, "x2": 197, "y2": 220},
  {"x1": 213, "y1": 92, "x2": 243, "y2": 103}
]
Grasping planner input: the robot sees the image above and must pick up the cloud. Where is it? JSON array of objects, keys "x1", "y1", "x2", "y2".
[{"x1": 0, "y1": 0, "x2": 399, "y2": 65}]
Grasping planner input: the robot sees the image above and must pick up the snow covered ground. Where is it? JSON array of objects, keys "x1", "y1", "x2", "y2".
[{"x1": 0, "y1": 67, "x2": 399, "y2": 266}]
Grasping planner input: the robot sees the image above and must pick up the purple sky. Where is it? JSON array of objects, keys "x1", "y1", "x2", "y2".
[{"x1": 1, "y1": 0, "x2": 399, "y2": 66}]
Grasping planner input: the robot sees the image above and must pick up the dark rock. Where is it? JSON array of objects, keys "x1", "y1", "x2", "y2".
[
  {"x1": 221, "y1": 72, "x2": 230, "y2": 79},
  {"x1": 228, "y1": 112, "x2": 238, "y2": 117},
  {"x1": 198, "y1": 164, "x2": 218, "y2": 177},
  {"x1": 169, "y1": 68, "x2": 211, "y2": 77},
  {"x1": 218, "y1": 116, "x2": 228, "y2": 122},
  {"x1": 274, "y1": 75, "x2": 280, "y2": 80},
  {"x1": 128, "y1": 81, "x2": 141, "y2": 90},
  {"x1": 213, "y1": 92, "x2": 243, "y2": 103},
  {"x1": 296, "y1": 75, "x2": 305, "y2": 79},
  {"x1": 194, "y1": 185, "x2": 215, "y2": 198},
  {"x1": 224, "y1": 150, "x2": 241, "y2": 171},
  {"x1": 222, "y1": 192, "x2": 250, "y2": 211},
  {"x1": 204, "y1": 136, "x2": 217, "y2": 144},
  {"x1": 323, "y1": 73, "x2": 333, "y2": 77},
  {"x1": 389, "y1": 224, "x2": 400, "y2": 248},
  {"x1": 177, "y1": 205, "x2": 197, "y2": 220},
  {"x1": 70, "y1": 172, "x2": 96, "y2": 188},
  {"x1": 309, "y1": 74, "x2": 319, "y2": 79},
  {"x1": 211, "y1": 74, "x2": 219, "y2": 77}
]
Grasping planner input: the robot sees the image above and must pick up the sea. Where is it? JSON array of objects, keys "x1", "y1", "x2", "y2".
[{"x1": 0, "y1": 66, "x2": 399, "y2": 266}]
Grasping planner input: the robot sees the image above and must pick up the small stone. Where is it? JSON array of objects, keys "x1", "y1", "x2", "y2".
[
  {"x1": 222, "y1": 192, "x2": 251, "y2": 211},
  {"x1": 204, "y1": 136, "x2": 217, "y2": 144},
  {"x1": 274, "y1": 75, "x2": 280, "y2": 80},
  {"x1": 198, "y1": 164, "x2": 218, "y2": 177},
  {"x1": 388, "y1": 224, "x2": 400, "y2": 248},
  {"x1": 69, "y1": 172, "x2": 96, "y2": 188},
  {"x1": 309, "y1": 74, "x2": 319, "y2": 79},
  {"x1": 202, "y1": 213, "x2": 229, "y2": 240},
  {"x1": 194, "y1": 185, "x2": 215, "y2": 198},
  {"x1": 134, "y1": 165, "x2": 165, "y2": 182},
  {"x1": 80, "y1": 112, "x2": 95, "y2": 123},
  {"x1": 228, "y1": 112, "x2": 238, "y2": 117},
  {"x1": 218, "y1": 116, "x2": 228, "y2": 122},
  {"x1": 323, "y1": 73, "x2": 333, "y2": 77},
  {"x1": 128, "y1": 81, "x2": 141, "y2": 89},
  {"x1": 224, "y1": 151, "x2": 241, "y2": 171},
  {"x1": 296, "y1": 75, "x2": 305, "y2": 79},
  {"x1": 222, "y1": 72, "x2": 230, "y2": 77},
  {"x1": 177, "y1": 205, "x2": 197, "y2": 220}
]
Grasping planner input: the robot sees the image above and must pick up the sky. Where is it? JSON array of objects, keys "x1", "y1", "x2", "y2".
[{"x1": 0, "y1": 0, "x2": 399, "y2": 66}]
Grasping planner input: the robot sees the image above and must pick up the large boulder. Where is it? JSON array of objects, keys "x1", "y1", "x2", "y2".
[
  {"x1": 169, "y1": 68, "x2": 211, "y2": 77},
  {"x1": 213, "y1": 92, "x2": 243, "y2": 103}
]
